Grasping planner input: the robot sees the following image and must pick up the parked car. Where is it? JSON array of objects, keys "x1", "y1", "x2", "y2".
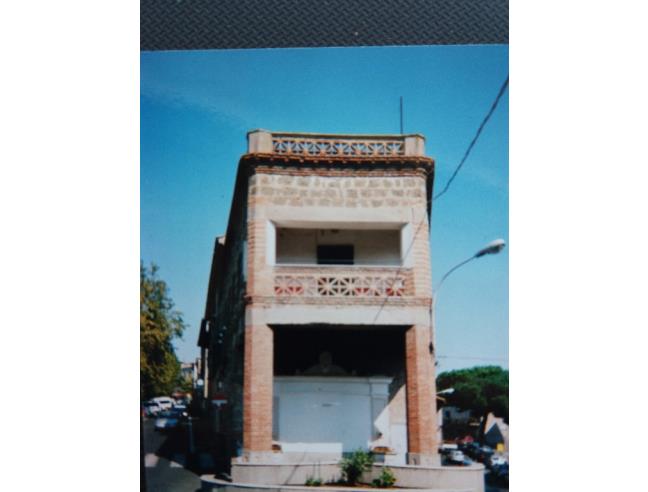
[
  {"x1": 154, "y1": 410, "x2": 181, "y2": 431},
  {"x1": 489, "y1": 463, "x2": 509, "y2": 487},
  {"x1": 144, "y1": 401, "x2": 162, "y2": 417},
  {"x1": 439, "y1": 443, "x2": 458, "y2": 454},
  {"x1": 151, "y1": 396, "x2": 175, "y2": 411},
  {"x1": 489, "y1": 454, "x2": 507, "y2": 467},
  {"x1": 448, "y1": 450, "x2": 465, "y2": 465},
  {"x1": 474, "y1": 445, "x2": 494, "y2": 463},
  {"x1": 463, "y1": 442, "x2": 481, "y2": 458}
]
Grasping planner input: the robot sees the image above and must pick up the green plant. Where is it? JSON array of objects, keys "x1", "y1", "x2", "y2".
[
  {"x1": 305, "y1": 477, "x2": 323, "y2": 486},
  {"x1": 305, "y1": 477, "x2": 322, "y2": 486},
  {"x1": 340, "y1": 449, "x2": 374, "y2": 485},
  {"x1": 371, "y1": 467, "x2": 396, "y2": 488}
]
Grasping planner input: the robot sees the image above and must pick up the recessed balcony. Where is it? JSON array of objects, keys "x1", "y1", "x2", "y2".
[{"x1": 262, "y1": 224, "x2": 418, "y2": 301}]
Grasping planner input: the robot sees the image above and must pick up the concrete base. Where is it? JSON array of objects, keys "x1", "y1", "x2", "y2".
[
  {"x1": 201, "y1": 476, "x2": 476, "y2": 492},
  {"x1": 228, "y1": 461, "x2": 484, "y2": 492},
  {"x1": 369, "y1": 463, "x2": 484, "y2": 491},
  {"x1": 231, "y1": 461, "x2": 341, "y2": 485},
  {"x1": 407, "y1": 453, "x2": 442, "y2": 467}
]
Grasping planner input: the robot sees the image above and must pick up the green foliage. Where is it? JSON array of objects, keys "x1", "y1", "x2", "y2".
[
  {"x1": 340, "y1": 449, "x2": 374, "y2": 485},
  {"x1": 371, "y1": 467, "x2": 396, "y2": 488},
  {"x1": 305, "y1": 477, "x2": 323, "y2": 486},
  {"x1": 436, "y1": 366, "x2": 509, "y2": 440},
  {"x1": 140, "y1": 262, "x2": 186, "y2": 400}
]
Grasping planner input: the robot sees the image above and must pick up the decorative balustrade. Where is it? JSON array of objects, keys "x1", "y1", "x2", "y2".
[
  {"x1": 273, "y1": 267, "x2": 412, "y2": 298},
  {"x1": 271, "y1": 134, "x2": 405, "y2": 157}
]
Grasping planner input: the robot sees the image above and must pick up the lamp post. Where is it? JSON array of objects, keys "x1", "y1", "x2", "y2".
[
  {"x1": 430, "y1": 239, "x2": 506, "y2": 355},
  {"x1": 436, "y1": 387, "x2": 455, "y2": 403}
]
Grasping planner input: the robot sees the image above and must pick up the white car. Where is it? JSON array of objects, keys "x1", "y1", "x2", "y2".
[
  {"x1": 448, "y1": 450, "x2": 465, "y2": 464},
  {"x1": 144, "y1": 402, "x2": 162, "y2": 417},
  {"x1": 150, "y1": 396, "x2": 174, "y2": 411},
  {"x1": 489, "y1": 454, "x2": 507, "y2": 467}
]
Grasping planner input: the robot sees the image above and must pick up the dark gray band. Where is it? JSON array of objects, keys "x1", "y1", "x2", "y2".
[{"x1": 141, "y1": 0, "x2": 508, "y2": 51}]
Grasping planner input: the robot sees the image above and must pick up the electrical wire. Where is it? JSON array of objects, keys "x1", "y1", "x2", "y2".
[
  {"x1": 433, "y1": 75, "x2": 509, "y2": 202},
  {"x1": 370, "y1": 75, "x2": 509, "y2": 325}
]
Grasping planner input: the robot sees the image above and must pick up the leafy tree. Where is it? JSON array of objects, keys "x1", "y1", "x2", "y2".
[
  {"x1": 140, "y1": 262, "x2": 186, "y2": 400},
  {"x1": 436, "y1": 366, "x2": 508, "y2": 442}
]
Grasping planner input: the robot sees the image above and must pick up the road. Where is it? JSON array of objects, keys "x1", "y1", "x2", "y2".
[{"x1": 142, "y1": 417, "x2": 211, "y2": 492}]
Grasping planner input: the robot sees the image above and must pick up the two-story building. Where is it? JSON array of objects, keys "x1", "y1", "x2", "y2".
[{"x1": 198, "y1": 130, "x2": 483, "y2": 489}]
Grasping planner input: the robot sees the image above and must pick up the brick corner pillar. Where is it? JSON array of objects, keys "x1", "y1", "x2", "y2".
[
  {"x1": 405, "y1": 324, "x2": 440, "y2": 466},
  {"x1": 242, "y1": 323, "x2": 274, "y2": 462}
]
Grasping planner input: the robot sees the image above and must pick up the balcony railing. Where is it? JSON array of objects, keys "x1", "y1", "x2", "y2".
[
  {"x1": 273, "y1": 266, "x2": 413, "y2": 298},
  {"x1": 272, "y1": 134, "x2": 405, "y2": 157},
  {"x1": 247, "y1": 130, "x2": 426, "y2": 158}
]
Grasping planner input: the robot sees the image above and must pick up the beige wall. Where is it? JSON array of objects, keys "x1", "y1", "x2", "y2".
[
  {"x1": 246, "y1": 171, "x2": 432, "y2": 302},
  {"x1": 276, "y1": 228, "x2": 402, "y2": 266}
]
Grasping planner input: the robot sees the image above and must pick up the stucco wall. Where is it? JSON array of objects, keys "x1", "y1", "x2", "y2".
[
  {"x1": 276, "y1": 228, "x2": 402, "y2": 266},
  {"x1": 207, "y1": 169, "x2": 250, "y2": 457},
  {"x1": 273, "y1": 377, "x2": 391, "y2": 453}
]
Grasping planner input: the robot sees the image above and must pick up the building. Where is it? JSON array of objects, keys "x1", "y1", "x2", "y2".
[
  {"x1": 180, "y1": 362, "x2": 195, "y2": 385},
  {"x1": 197, "y1": 130, "x2": 482, "y2": 487},
  {"x1": 484, "y1": 413, "x2": 509, "y2": 452}
]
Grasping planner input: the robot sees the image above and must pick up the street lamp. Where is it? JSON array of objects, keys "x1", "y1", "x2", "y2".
[
  {"x1": 430, "y1": 238, "x2": 506, "y2": 354},
  {"x1": 437, "y1": 388, "x2": 455, "y2": 396},
  {"x1": 436, "y1": 387, "x2": 455, "y2": 402}
]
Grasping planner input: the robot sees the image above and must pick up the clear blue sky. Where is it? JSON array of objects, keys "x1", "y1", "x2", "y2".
[{"x1": 141, "y1": 45, "x2": 508, "y2": 374}]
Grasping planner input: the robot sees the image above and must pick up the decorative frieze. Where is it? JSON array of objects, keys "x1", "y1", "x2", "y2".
[
  {"x1": 273, "y1": 267, "x2": 412, "y2": 298},
  {"x1": 272, "y1": 135, "x2": 405, "y2": 157}
]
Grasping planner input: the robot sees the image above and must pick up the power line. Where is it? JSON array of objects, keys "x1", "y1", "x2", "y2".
[
  {"x1": 433, "y1": 75, "x2": 509, "y2": 202},
  {"x1": 371, "y1": 75, "x2": 509, "y2": 324},
  {"x1": 369, "y1": 184, "x2": 432, "y2": 325}
]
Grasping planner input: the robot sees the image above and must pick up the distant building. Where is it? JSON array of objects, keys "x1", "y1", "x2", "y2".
[
  {"x1": 438, "y1": 406, "x2": 473, "y2": 443},
  {"x1": 198, "y1": 130, "x2": 440, "y2": 475},
  {"x1": 442, "y1": 406, "x2": 472, "y2": 424},
  {"x1": 484, "y1": 413, "x2": 509, "y2": 451},
  {"x1": 180, "y1": 362, "x2": 195, "y2": 385}
]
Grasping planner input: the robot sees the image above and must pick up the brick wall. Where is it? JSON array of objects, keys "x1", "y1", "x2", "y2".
[
  {"x1": 242, "y1": 324, "x2": 274, "y2": 451},
  {"x1": 405, "y1": 324, "x2": 438, "y2": 456}
]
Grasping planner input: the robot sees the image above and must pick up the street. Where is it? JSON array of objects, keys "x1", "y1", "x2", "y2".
[{"x1": 142, "y1": 417, "x2": 212, "y2": 492}]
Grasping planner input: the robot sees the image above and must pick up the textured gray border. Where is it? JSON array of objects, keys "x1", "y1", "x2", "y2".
[{"x1": 141, "y1": 0, "x2": 508, "y2": 51}]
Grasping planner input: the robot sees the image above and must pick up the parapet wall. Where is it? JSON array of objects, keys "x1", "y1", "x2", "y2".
[{"x1": 226, "y1": 462, "x2": 484, "y2": 492}]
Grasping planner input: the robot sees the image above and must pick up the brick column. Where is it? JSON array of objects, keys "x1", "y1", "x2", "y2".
[
  {"x1": 405, "y1": 324, "x2": 440, "y2": 466},
  {"x1": 242, "y1": 324, "x2": 274, "y2": 459}
]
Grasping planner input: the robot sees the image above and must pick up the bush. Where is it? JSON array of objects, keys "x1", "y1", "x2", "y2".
[
  {"x1": 340, "y1": 449, "x2": 374, "y2": 485},
  {"x1": 371, "y1": 467, "x2": 396, "y2": 488},
  {"x1": 305, "y1": 477, "x2": 322, "y2": 486}
]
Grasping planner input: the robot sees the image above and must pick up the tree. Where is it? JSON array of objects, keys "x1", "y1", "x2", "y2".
[
  {"x1": 436, "y1": 366, "x2": 508, "y2": 442},
  {"x1": 140, "y1": 262, "x2": 186, "y2": 400}
]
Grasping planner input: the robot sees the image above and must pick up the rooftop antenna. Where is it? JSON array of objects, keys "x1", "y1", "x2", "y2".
[{"x1": 399, "y1": 96, "x2": 404, "y2": 134}]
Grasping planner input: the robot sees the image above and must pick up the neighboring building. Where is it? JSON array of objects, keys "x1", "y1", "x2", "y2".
[
  {"x1": 484, "y1": 413, "x2": 509, "y2": 452},
  {"x1": 198, "y1": 130, "x2": 439, "y2": 471},
  {"x1": 180, "y1": 362, "x2": 195, "y2": 385},
  {"x1": 437, "y1": 406, "x2": 473, "y2": 443},
  {"x1": 442, "y1": 406, "x2": 472, "y2": 424}
]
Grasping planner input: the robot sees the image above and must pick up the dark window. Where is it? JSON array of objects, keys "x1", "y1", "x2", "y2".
[{"x1": 317, "y1": 245, "x2": 354, "y2": 265}]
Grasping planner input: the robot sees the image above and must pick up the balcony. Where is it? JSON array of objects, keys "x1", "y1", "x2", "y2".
[{"x1": 273, "y1": 265, "x2": 414, "y2": 299}]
